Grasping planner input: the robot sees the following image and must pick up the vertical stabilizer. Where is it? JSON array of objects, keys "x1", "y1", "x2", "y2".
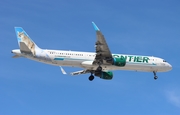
[{"x1": 14, "y1": 27, "x2": 40, "y2": 56}]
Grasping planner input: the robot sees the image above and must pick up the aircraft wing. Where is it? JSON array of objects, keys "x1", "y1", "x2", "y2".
[
  {"x1": 92, "y1": 22, "x2": 113, "y2": 65},
  {"x1": 71, "y1": 69, "x2": 91, "y2": 75},
  {"x1": 59, "y1": 66, "x2": 92, "y2": 75}
]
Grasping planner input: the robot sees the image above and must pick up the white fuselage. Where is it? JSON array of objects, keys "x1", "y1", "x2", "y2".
[{"x1": 12, "y1": 49, "x2": 172, "y2": 72}]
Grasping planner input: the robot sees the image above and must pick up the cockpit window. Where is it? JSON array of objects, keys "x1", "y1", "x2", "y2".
[{"x1": 163, "y1": 60, "x2": 167, "y2": 62}]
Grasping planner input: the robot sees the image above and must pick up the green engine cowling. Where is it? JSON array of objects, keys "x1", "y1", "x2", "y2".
[
  {"x1": 95, "y1": 71, "x2": 113, "y2": 80},
  {"x1": 113, "y1": 57, "x2": 126, "y2": 67}
]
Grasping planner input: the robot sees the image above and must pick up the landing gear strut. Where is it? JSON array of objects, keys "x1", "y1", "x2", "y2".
[
  {"x1": 97, "y1": 60, "x2": 103, "y2": 71},
  {"x1": 153, "y1": 71, "x2": 158, "y2": 80},
  {"x1": 89, "y1": 61, "x2": 102, "y2": 81},
  {"x1": 97, "y1": 66, "x2": 102, "y2": 71},
  {"x1": 89, "y1": 74, "x2": 94, "y2": 81}
]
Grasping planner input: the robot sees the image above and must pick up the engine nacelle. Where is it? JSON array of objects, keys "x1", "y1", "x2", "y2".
[
  {"x1": 95, "y1": 71, "x2": 113, "y2": 80},
  {"x1": 112, "y1": 57, "x2": 126, "y2": 67}
]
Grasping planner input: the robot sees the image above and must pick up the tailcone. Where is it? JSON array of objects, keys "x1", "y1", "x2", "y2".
[{"x1": 11, "y1": 49, "x2": 21, "y2": 54}]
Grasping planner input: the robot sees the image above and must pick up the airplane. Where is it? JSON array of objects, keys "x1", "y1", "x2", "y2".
[{"x1": 11, "y1": 22, "x2": 172, "y2": 81}]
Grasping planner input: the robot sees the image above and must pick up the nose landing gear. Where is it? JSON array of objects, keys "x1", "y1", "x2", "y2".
[{"x1": 153, "y1": 71, "x2": 158, "y2": 80}]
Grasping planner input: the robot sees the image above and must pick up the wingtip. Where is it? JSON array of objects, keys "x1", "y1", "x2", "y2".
[
  {"x1": 59, "y1": 66, "x2": 67, "y2": 75},
  {"x1": 14, "y1": 27, "x2": 23, "y2": 29},
  {"x1": 92, "y1": 22, "x2": 100, "y2": 31}
]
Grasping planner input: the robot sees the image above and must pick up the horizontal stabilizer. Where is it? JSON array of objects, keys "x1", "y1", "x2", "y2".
[{"x1": 12, "y1": 55, "x2": 22, "y2": 58}]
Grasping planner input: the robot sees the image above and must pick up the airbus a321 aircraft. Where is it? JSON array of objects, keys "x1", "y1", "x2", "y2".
[{"x1": 12, "y1": 22, "x2": 172, "y2": 81}]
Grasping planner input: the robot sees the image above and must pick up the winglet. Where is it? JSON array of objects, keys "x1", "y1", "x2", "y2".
[
  {"x1": 59, "y1": 66, "x2": 67, "y2": 74},
  {"x1": 92, "y1": 22, "x2": 100, "y2": 31}
]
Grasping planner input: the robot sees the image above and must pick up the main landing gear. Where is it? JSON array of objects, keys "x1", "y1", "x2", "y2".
[
  {"x1": 88, "y1": 66, "x2": 102, "y2": 81},
  {"x1": 89, "y1": 74, "x2": 94, "y2": 81},
  {"x1": 97, "y1": 61, "x2": 102, "y2": 71},
  {"x1": 153, "y1": 71, "x2": 158, "y2": 80}
]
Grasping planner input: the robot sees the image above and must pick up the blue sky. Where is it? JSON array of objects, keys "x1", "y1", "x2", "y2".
[{"x1": 1, "y1": 0, "x2": 180, "y2": 114}]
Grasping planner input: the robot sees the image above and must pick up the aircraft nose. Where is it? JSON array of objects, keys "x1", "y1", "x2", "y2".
[{"x1": 167, "y1": 63, "x2": 172, "y2": 70}]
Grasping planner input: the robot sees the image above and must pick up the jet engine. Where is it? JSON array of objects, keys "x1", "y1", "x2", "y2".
[
  {"x1": 112, "y1": 57, "x2": 126, "y2": 67},
  {"x1": 95, "y1": 71, "x2": 113, "y2": 80}
]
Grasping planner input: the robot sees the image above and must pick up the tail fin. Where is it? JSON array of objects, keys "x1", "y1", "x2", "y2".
[{"x1": 14, "y1": 27, "x2": 40, "y2": 56}]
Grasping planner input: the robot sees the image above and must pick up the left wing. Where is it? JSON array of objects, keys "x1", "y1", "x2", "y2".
[
  {"x1": 71, "y1": 69, "x2": 91, "y2": 75},
  {"x1": 59, "y1": 66, "x2": 91, "y2": 75},
  {"x1": 92, "y1": 22, "x2": 113, "y2": 66}
]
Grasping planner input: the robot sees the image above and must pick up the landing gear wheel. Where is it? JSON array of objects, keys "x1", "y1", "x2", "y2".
[
  {"x1": 154, "y1": 76, "x2": 158, "y2": 80},
  {"x1": 89, "y1": 75, "x2": 94, "y2": 81}
]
